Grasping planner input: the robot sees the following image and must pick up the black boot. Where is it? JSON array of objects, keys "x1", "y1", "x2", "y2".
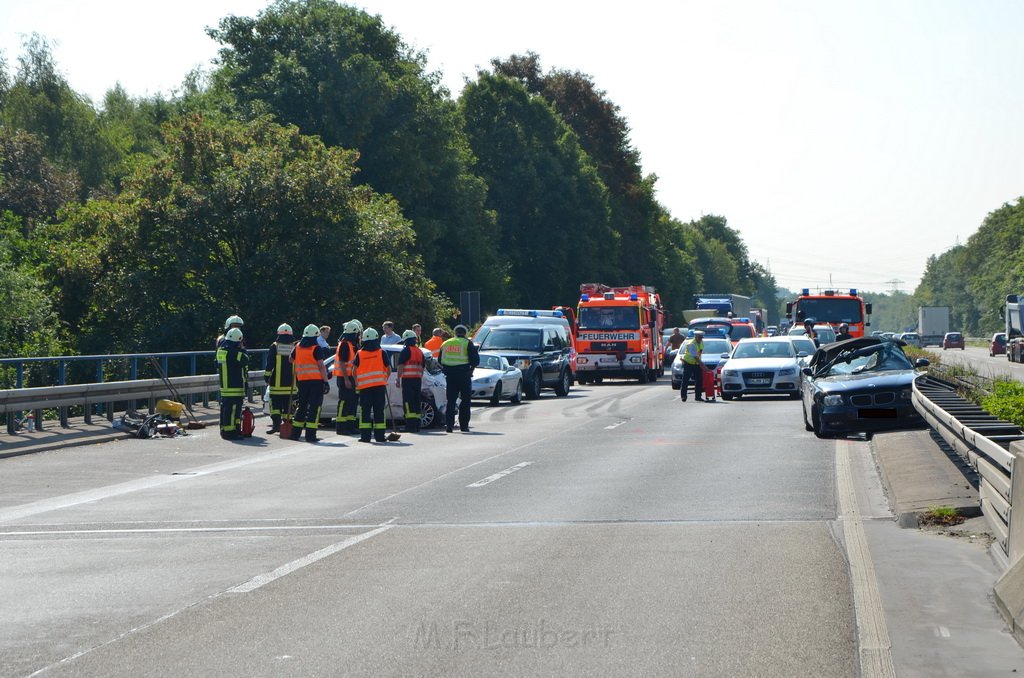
[
  {"x1": 336, "y1": 421, "x2": 345, "y2": 435},
  {"x1": 305, "y1": 429, "x2": 319, "y2": 443},
  {"x1": 267, "y1": 414, "x2": 281, "y2": 434},
  {"x1": 289, "y1": 427, "x2": 302, "y2": 441}
]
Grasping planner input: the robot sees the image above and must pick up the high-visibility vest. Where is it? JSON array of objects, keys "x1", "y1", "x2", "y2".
[
  {"x1": 332, "y1": 340, "x2": 356, "y2": 377},
  {"x1": 439, "y1": 337, "x2": 470, "y2": 366},
  {"x1": 293, "y1": 344, "x2": 322, "y2": 381},
  {"x1": 399, "y1": 346, "x2": 424, "y2": 379},
  {"x1": 424, "y1": 335, "x2": 444, "y2": 356},
  {"x1": 681, "y1": 339, "x2": 703, "y2": 365},
  {"x1": 355, "y1": 349, "x2": 388, "y2": 389}
]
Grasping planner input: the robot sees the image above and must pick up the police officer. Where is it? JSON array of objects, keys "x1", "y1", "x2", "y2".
[
  {"x1": 803, "y1": 318, "x2": 819, "y2": 347},
  {"x1": 263, "y1": 323, "x2": 297, "y2": 434},
  {"x1": 439, "y1": 324, "x2": 479, "y2": 432},
  {"x1": 216, "y1": 327, "x2": 249, "y2": 439},
  {"x1": 289, "y1": 324, "x2": 331, "y2": 443},
  {"x1": 333, "y1": 321, "x2": 361, "y2": 435},
  {"x1": 679, "y1": 330, "x2": 705, "y2": 402},
  {"x1": 396, "y1": 329, "x2": 424, "y2": 433},
  {"x1": 353, "y1": 327, "x2": 390, "y2": 443},
  {"x1": 835, "y1": 323, "x2": 853, "y2": 342}
]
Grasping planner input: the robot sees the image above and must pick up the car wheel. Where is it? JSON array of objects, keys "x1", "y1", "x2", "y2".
[
  {"x1": 789, "y1": 391, "x2": 800, "y2": 399},
  {"x1": 526, "y1": 370, "x2": 543, "y2": 399},
  {"x1": 638, "y1": 368, "x2": 648, "y2": 384},
  {"x1": 554, "y1": 370, "x2": 570, "y2": 397},
  {"x1": 594, "y1": 377, "x2": 604, "y2": 384},
  {"x1": 812, "y1": 406, "x2": 829, "y2": 438},
  {"x1": 489, "y1": 382, "x2": 502, "y2": 406},
  {"x1": 511, "y1": 378, "x2": 524, "y2": 404},
  {"x1": 722, "y1": 393, "x2": 734, "y2": 401},
  {"x1": 577, "y1": 375, "x2": 590, "y2": 385},
  {"x1": 671, "y1": 382, "x2": 680, "y2": 390},
  {"x1": 420, "y1": 399, "x2": 437, "y2": 429}
]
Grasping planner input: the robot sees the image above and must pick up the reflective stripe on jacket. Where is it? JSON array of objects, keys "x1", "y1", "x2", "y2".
[
  {"x1": 266, "y1": 343, "x2": 297, "y2": 395},
  {"x1": 293, "y1": 344, "x2": 322, "y2": 381},
  {"x1": 332, "y1": 340, "x2": 356, "y2": 377},
  {"x1": 399, "y1": 347, "x2": 424, "y2": 379},
  {"x1": 355, "y1": 349, "x2": 388, "y2": 389}
]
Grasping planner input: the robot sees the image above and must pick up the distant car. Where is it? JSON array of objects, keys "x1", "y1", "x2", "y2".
[
  {"x1": 801, "y1": 337, "x2": 929, "y2": 438},
  {"x1": 766, "y1": 325, "x2": 779, "y2": 337},
  {"x1": 471, "y1": 352, "x2": 525, "y2": 405},
  {"x1": 671, "y1": 337, "x2": 732, "y2": 390},
  {"x1": 942, "y1": 332, "x2": 965, "y2": 350},
  {"x1": 897, "y1": 332, "x2": 921, "y2": 348},
  {"x1": 991, "y1": 332, "x2": 1007, "y2": 357},
  {"x1": 263, "y1": 344, "x2": 447, "y2": 429},
  {"x1": 788, "y1": 325, "x2": 838, "y2": 345},
  {"x1": 719, "y1": 337, "x2": 803, "y2": 400}
]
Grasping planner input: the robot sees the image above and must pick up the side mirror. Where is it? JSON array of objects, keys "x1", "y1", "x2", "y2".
[
  {"x1": 797, "y1": 351, "x2": 808, "y2": 358},
  {"x1": 802, "y1": 367, "x2": 813, "y2": 376},
  {"x1": 720, "y1": 353, "x2": 731, "y2": 359},
  {"x1": 915, "y1": 358, "x2": 930, "y2": 368}
]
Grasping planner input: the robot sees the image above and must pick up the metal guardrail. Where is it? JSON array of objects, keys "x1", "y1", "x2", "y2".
[
  {"x1": 912, "y1": 374, "x2": 1024, "y2": 569},
  {"x1": 0, "y1": 371, "x2": 266, "y2": 434}
]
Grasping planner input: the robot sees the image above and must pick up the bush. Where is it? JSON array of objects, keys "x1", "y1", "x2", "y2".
[{"x1": 981, "y1": 381, "x2": 1024, "y2": 428}]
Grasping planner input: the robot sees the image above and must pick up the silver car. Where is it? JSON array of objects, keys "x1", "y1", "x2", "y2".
[
  {"x1": 719, "y1": 337, "x2": 803, "y2": 400},
  {"x1": 471, "y1": 352, "x2": 525, "y2": 405},
  {"x1": 671, "y1": 337, "x2": 732, "y2": 390}
]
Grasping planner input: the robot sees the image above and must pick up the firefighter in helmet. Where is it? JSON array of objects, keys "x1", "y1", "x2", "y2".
[
  {"x1": 216, "y1": 327, "x2": 249, "y2": 440},
  {"x1": 263, "y1": 323, "x2": 297, "y2": 434},
  {"x1": 396, "y1": 329, "x2": 424, "y2": 432},
  {"x1": 216, "y1": 315, "x2": 244, "y2": 350},
  {"x1": 352, "y1": 327, "x2": 391, "y2": 443},
  {"x1": 333, "y1": 320, "x2": 361, "y2": 435},
  {"x1": 289, "y1": 324, "x2": 331, "y2": 443}
]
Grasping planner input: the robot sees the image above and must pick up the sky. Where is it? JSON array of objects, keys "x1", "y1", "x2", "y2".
[{"x1": 2, "y1": 0, "x2": 1023, "y2": 294}]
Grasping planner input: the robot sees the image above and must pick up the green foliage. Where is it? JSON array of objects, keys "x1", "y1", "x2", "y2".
[
  {"x1": 981, "y1": 380, "x2": 1024, "y2": 429},
  {"x1": 0, "y1": 126, "x2": 81, "y2": 233},
  {"x1": 862, "y1": 291, "x2": 918, "y2": 334},
  {"x1": 46, "y1": 115, "x2": 453, "y2": 353},
  {"x1": 208, "y1": 0, "x2": 505, "y2": 303}
]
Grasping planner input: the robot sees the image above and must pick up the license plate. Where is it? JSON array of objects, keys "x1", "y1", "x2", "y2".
[
  {"x1": 749, "y1": 378, "x2": 771, "y2": 385},
  {"x1": 859, "y1": 409, "x2": 897, "y2": 419}
]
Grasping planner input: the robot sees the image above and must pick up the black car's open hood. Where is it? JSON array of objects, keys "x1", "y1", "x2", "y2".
[{"x1": 810, "y1": 336, "x2": 905, "y2": 373}]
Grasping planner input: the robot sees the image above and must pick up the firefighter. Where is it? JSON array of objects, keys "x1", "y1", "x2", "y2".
[
  {"x1": 396, "y1": 329, "x2": 424, "y2": 432},
  {"x1": 289, "y1": 323, "x2": 331, "y2": 443},
  {"x1": 835, "y1": 323, "x2": 853, "y2": 342},
  {"x1": 263, "y1": 323, "x2": 297, "y2": 434},
  {"x1": 353, "y1": 327, "x2": 390, "y2": 443},
  {"x1": 679, "y1": 330, "x2": 705, "y2": 402},
  {"x1": 333, "y1": 321, "x2": 361, "y2": 435},
  {"x1": 216, "y1": 315, "x2": 244, "y2": 350},
  {"x1": 424, "y1": 327, "x2": 444, "y2": 357},
  {"x1": 439, "y1": 324, "x2": 479, "y2": 433},
  {"x1": 216, "y1": 327, "x2": 249, "y2": 440}
]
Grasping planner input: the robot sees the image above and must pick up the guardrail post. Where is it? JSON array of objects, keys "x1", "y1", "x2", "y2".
[
  {"x1": 188, "y1": 355, "x2": 197, "y2": 409},
  {"x1": 58, "y1": 360, "x2": 68, "y2": 427},
  {"x1": 1010, "y1": 443, "x2": 1024, "y2": 567}
]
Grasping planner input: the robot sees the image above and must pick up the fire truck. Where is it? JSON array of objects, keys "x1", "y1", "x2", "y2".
[
  {"x1": 785, "y1": 289, "x2": 872, "y2": 338},
  {"x1": 574, "y1": 283, "x2": 666, "y2": 384}
]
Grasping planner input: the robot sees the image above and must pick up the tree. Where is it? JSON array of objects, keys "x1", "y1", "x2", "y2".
[
  {"x1": 43, "y1": 115, "x2": 453, "y2": 353},
  {"x1": 208, "y1": 0, "x2": 504, "y2": 303},
  {"x1": 460, "y1": 71, "x2": 617, "y2": 307},
  {"x1": 0, "y1": 126, "x2": 81, "y2": 235}
]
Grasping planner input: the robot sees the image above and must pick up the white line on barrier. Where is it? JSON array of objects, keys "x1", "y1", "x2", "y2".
[{"x1": 466, "y1": 462, "x2": 533, "y2": 488}]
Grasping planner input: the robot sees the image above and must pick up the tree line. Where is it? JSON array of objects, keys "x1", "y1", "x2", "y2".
[{"x1": 0, "y1": 0, "x2": 778, "y2": 369}]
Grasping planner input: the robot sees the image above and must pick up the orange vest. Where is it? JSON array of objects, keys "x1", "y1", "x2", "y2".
[
  {"x1": 424, "y1": 335, "x2": 443, "y2": 356},
  {"x1": 332, "y1": 340, "x2": 356, "y2": 377},
  {"x1": 293, "y1": 344, "x2": 323, "y2": 381},
  {"x1": 399, "y1": 347, "x2": 424, "y2": 379},
  {"x1": 355, "y1": 349, "x2": 388, "y2": 389}
]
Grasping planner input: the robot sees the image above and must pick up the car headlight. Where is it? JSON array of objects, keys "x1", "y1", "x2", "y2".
[
  {"x1": 515, "y1": 359, "x2": 531, "y2": 369},
  {"x1": 823, "y1": 394, "x2": 844, "y2": 406},
  {"x1": 721, "y1": 370, "x2": 736, "y2": 378},
  {"x1": 898, "y1": 389, "x2": 912, "y2": 401},
  {"x1": 778, "y1": 367, "x2": 796, "y2": 376}
]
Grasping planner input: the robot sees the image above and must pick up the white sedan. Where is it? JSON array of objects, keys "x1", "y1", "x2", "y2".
[
  {"x1": 263, "y1": 344, "x2": 448, "y2": 428},
  {"x1": 471, "y1": 352, "x2": 525, "y2": 405},
  {"x1": 719, "y1": 337, "x2": 803, "y2": 400}
]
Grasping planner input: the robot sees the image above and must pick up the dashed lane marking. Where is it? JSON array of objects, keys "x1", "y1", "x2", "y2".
[{"x1": 466, "y1": 462, "x2": 533, "y2": 488}]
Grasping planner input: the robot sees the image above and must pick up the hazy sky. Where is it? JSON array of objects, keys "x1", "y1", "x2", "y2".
[{"x1": 2, "y1": 0, "x2": 1023, "y2": 293}]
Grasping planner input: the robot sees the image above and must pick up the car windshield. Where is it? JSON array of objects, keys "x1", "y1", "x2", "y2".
[
  {"x1": 702, "y1": 339, "x2": 732, "y2": 355},
  {"x1": 822, "y1": 343, "x2": 914, "y2": 376},
  {"x1": 480, "y1": 329, "x2": 543, "y2": 352},
  {"x1": 794, "y1": 298, "x2": 863, "y2": 324},
  {"x1": 577, "y1": 307, "x2": 639, "y2": 330},
  {"x1": 478, "y1": 354, "x2": 503, "y2": 370},
  {"x1": 729, "y1": 325, "x2": 755, "y2": 341},
  {"x1": 731, "y1": 341, "x2": 795, "y2": 359},
  {"x1": 790, "y1": 338, "x2": 816, "y2": 355}
]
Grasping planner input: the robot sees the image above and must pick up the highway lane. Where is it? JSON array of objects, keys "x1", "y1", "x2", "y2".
[
  {"x1": 926, "y1": 345, "x2": 1024, "y2": 380},
  {"x1": 0, "y1": 380, "x2": 1018, "y2": 676}
]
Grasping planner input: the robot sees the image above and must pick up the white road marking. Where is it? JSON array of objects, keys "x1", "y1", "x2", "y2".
[
  {"x1": 934, "y1": 626, "x2": 951, "y2": 638},
  {"x1": 466, "y1": 462, "x2": 533, "y2": 488},
  {"x1": 604, "y1": 420, "x2": 626, "y2": 430},
  {"x1": 0, "y1": 448, "x2": 309, "y2": 524},
  {"x1": 836, "y1": 439, "x2": 896, "y2": 678},
  {"x1": 226, "y1": 523, "x2": 394, "y2": 593}
]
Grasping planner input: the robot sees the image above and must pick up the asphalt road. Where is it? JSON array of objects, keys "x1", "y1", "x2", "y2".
[
  {"x1": 1, "y1": 380, "x2": 1021, "y2": 677},
  {"x1": 926, "y1": 344, "x2": 1024, "y2": 380}
]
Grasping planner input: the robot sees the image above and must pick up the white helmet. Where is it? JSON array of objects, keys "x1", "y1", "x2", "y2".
[
  {"x1": 349, "y1": 319, "x2": 364, "y2": 333},
  {"x1": 224, "y1": 315, "x2": 244, "y2": 330},
  {"x1": 343, "y1": 321, "x2": 360, "y2": 333},
  {"x1": 225, "y1": 328, "x2": 243, "y2": 342},
  {"x1": 362, "y1": 327, "x2": 379, "y2": 341},
  {"x1": 302, "y1": 324, "x2": 319, "y2": 338},
  {"x1": 277, "y1": 323, "x2": 293, "y2": 335},
  {"x1": 401, "y1": 329, "x2": 417, "y2": 341}
]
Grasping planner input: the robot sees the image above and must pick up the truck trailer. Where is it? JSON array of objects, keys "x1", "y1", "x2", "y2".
[{"x1": 918, "y1": 306, "x2": 950, "y2": 348}]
